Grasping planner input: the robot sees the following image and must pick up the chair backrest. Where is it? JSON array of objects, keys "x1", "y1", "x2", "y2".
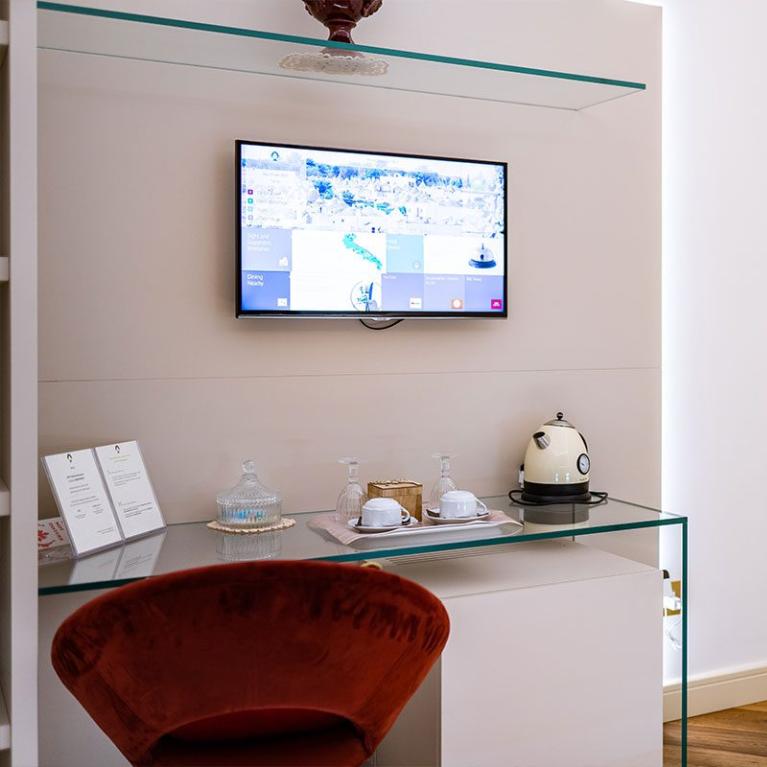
[{"x1": 52, "y1": 560, "x2": 450, "y2": 765}]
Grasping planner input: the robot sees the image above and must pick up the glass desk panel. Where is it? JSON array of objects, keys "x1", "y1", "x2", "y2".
[
  {"x1": 39, "y1": 496, "x2": 683, "y2": 596},
  {"x1": 38, "y1": 495, "x2": 688, "y2": 763},
  {"x1": 37, "y1": 3, "x2": 645, "y2": 111}
]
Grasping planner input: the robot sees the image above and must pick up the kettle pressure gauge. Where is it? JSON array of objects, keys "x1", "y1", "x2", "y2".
[{"x1": 577, "y1": 453, "x2": 590, "y2": 475}]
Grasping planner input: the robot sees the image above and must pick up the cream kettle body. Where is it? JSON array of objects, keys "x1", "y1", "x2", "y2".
[{"x1": 521, "y1": 412, "x2": 591, "y2": 503}]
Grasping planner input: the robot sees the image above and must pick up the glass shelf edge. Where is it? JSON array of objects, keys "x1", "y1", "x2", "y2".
[
  {"x1": 310, "y1": 516, "x2": 685, "y2": 564},
  {"x1": 37, "y1": 1, "x2": 647, "y2": 95},
  {"x1": 38, "y1": 516, "x2": 681, "y2": 596},
  {"x1": 35, "y1": 47, "x2": 632, "y2": 112},
  {"x1": 39, "y1": 577, "x2": 141, "y2": 597}
]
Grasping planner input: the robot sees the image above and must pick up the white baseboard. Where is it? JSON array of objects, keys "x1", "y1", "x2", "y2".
[{"x1": 664, "y1": 662, "x2": 767, "y2": 722}]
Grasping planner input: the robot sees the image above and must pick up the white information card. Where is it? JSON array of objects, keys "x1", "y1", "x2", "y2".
[
  {"x1": 94, "y1": 441, "x2": 165, "y2": 540},
  {"x1": 42, "y1": 449, "x2": 123, "y2": 557}
]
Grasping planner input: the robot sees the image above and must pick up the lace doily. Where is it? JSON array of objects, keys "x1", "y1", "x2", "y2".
[
  {"x1": 279, "y1": 53, "x2": 389, "y2": 77},
  {"x1": 207, "y1": 518, "x2": 296, "y2": 535}
]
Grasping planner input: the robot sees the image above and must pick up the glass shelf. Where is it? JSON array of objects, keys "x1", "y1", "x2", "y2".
[
  {"x1": 39, "y1": 495, "x2": 684, "y2": 596},
  {"x1": 37, "y1": 2, "x2": 646, "y2": 111}
]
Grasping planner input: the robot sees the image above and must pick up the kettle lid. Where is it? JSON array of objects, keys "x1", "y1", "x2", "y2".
[{"x1": 544, "y1": 412, "x2": 575, "y2": 428}]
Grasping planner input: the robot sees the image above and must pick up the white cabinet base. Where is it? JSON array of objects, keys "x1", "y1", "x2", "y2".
[{"x1": 378, "y1": 541, "x2": 663, "y2": 767}]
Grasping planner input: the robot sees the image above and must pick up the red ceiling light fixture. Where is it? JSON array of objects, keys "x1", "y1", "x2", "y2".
[
  {"x1": 280, "y1": 0, "x2": 388, "y2": 77},
  {"x1": 303, "y1": 0, "x2": 384, "y2": 45}
]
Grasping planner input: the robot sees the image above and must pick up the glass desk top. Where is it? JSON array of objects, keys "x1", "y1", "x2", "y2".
[{"x1": 39, "y1": 496, "x2": 684, "y2": 596}]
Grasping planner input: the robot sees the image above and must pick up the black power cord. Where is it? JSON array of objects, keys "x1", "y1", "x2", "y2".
[{"x1": 359, "y1": 318, "x2": 404, "y2": 330}]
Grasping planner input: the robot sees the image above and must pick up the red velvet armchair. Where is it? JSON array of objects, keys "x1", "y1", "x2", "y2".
[{"x1": 51, "y1": 560, "x2": 450, "y2": 766}]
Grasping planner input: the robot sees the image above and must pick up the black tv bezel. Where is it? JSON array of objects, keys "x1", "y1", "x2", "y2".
[{"x1": 235, "y1": 139, "x2": 508, "y2": 320}]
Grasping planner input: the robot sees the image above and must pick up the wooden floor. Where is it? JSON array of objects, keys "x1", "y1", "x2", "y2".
[{"x1": 665, "y1": 701, "x2": 767, "y2": 766}]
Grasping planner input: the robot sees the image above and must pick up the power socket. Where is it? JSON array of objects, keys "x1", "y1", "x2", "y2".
[{"x1": 664, "y1": 579, "x2": 682, "y2": 617}]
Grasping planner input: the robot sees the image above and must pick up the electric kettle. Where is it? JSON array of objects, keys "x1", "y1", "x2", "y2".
[{"x1": 517, "y1": 412, "x2": 592, "y2": 504}]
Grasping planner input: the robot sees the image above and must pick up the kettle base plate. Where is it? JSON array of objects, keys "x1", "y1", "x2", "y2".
[
  {"x1": 520, "y1": 480, "x2": 591, "y2": 505},
  {"x1": 522, "y1": 505, "x2": 591, "y2": 525},
  {"x1": 509, "y1": 485, "x2": 608, "y2": 524},
  {"x1": 520, "y1": 490, "x2": 592, "y2": 505}
]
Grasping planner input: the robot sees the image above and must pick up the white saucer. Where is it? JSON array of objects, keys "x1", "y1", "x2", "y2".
[
  {"x1": 424, "y1": 508, "x2": 490, "y2": 525},
  {"x1": 348, "y1": 517, "x2": 417, "y2": 534}
]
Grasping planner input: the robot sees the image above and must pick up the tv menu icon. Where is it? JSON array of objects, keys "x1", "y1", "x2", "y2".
[{"x1": 491, "y1": 299, "x2": 503, "y2": 311}]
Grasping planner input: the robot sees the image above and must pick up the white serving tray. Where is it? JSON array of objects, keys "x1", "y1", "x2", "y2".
[{"x1": 349, "y1": 510, "x2": 522, "y2": 540}]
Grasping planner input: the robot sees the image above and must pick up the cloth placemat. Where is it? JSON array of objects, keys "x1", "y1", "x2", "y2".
[{"x1": 309, "y1": 509, "x2": 519, "y2": 545}]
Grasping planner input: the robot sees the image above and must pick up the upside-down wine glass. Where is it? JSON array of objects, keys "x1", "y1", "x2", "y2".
[
  {"x1": 430, "y1": 453, "x2": 458, "y2": 507},
  {"x1": 336, "y1": 457, "x2": 367, "y2": 523}
]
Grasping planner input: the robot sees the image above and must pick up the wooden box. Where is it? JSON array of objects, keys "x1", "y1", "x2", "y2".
[{"x1": 368, "y1": 480, "x2": 423, "y2": 521}]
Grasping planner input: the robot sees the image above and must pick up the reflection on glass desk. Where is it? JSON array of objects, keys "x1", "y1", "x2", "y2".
[{"x1": 38, "y1": 496, "x2": 684, "y2": 596}]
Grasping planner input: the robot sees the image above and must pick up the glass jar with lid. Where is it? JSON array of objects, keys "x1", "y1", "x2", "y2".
[{"x1": 216, "y1": 460, "x2": 282, "y2": 530}]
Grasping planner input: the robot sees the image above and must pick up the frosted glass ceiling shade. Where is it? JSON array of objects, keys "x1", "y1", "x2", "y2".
[{"x1": 280, "y1": 48, "x2": 389, "y2": 77}]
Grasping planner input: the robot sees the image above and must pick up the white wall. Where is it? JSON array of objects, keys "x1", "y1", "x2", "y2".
[
  {"x1": 663, "y1": 0, "x2": 767, "y2": 682},
  {"x1": 38, "y1": 0, "x2": 661, "y2": 522}
]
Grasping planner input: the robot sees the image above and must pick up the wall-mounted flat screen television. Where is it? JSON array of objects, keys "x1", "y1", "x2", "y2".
[{"x1": 236, "y1": 140, "x2": 507, "y2": 319}]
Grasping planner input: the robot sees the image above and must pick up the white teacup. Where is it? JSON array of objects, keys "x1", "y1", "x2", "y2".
[
  {"x1": 360, "y1": 497, "x2": 411, "y2": 528},
  {"x1": 439, "y1": 490, "x2": 488, "y2": 519}
]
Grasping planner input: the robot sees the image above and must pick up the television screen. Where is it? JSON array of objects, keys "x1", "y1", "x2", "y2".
[{"x1": 236, "y1": 141, "x2": 507, "y2": 318}]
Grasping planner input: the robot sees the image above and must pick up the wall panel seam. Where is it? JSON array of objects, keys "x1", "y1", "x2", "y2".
[{"x1": 39, "y1": 366, "x2": 661, "y2": 385}]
